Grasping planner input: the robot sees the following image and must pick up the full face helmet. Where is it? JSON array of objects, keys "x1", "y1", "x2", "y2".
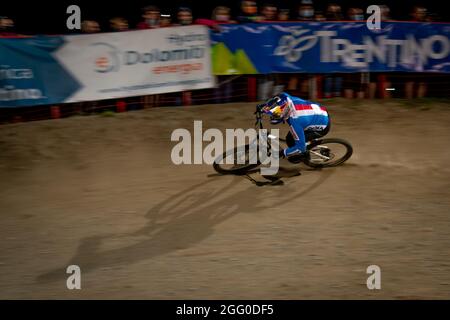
[{"x1": 265, "y1": 93, "x2": 289, "y2": 117}]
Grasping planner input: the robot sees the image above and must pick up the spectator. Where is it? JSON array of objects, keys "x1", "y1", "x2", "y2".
[
  {"x1": 138, "y1": 5, "x2": 160, "y2": 29},
  {"x1": 347, "y1": 7, "x2": 364, "y2": 21},
  {"x1": 260, "y1": 3, "x2": 278, "y2": 21},
  {"x1": 211, "y1": 6, "x2": 232, "y2": 23},
  {"x1": 278, "y1": 9, "x2": 290, "y2": 21},
  {"x1": 0, "y1": 16, "x2": 16, "y2": 36},
  {"x1": 411, "y1": 6, "x2": 427, "y2": 22},
  {"x1": 109, "y1": 17, "x2": 129, "y2": 32},
  {"x1": 343, "y1": 8, "x2": 366, "y2": 98},
  {"x1": 175, "y1": 6, "x2": 195, "y2": 107},
  {"x1": 212, "y1": 6, "x2": 235, "y2": 23},
  {"x1": 174, "y1": 7, "x2": 220, "y2": 31},
  {"x1": 325, "y1": 3, "x2": 343, "y2": 21},
  {"x1": 314, "y1": 11, "x2": 326, "y2": 22},
  {"x1": 81, "y1": 20, "x2": 101, "y2": 33},
  {"x1": 297, "y1": 1, "x2": 315, "y2": 21},
  {"x1": 380, "y1": 5, "x2": 391, "y2": 21},
  {"x1": 177, "y1": 7, "x2": 193, "y2": 26},
  {"x1": 322, "y1": 4, "x2": 344, "y2": 98},
  {"x1": 211, "y1": 6, "x2": 234, "y2": 104},
  {"x1": 160, "y1": 13, "x2": 172, "y2": 27},
  {"x1": 405, "y1": 6, "x2": 429, "y2": 98},
  {"x1": 237, "y1": 0, "x2": 261, "y2": 23},
  {"x1": 137, "y1": 5, "x2": 161, "y2": 109}
]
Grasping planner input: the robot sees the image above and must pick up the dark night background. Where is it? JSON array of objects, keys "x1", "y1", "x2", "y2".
[{"x1": 1, "y1": 0, "x2": 449, "y2": 35}]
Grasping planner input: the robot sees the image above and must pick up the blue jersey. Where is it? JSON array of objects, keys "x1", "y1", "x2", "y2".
[
  {"x1": 263, "y1": 93, "x2": 330, "y2": 155},
  {"x1": 286, "y1": 95, "x2": 329, "y2": 131}
]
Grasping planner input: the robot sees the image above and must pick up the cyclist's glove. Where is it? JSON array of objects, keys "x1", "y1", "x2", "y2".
[{"x1": 256, "y1": 103, "x2": 266, "y2": 113}]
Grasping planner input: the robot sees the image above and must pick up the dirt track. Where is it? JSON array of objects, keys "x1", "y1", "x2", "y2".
[{"x1": 1, "y1": 99, "x2": 450, "y2": 299}]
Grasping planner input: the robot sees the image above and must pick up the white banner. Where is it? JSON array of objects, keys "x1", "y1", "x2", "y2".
[{"x1": 55, "y1": 25, "x2": 215, "y2": 102}]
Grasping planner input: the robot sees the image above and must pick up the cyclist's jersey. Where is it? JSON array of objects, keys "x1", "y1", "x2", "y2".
[
  {"x1": 279, "y1": 94, "x2": 329, "y2": 130},
  {"x1": 263, "y1": 93, "x2": 330, "y2": 155}
]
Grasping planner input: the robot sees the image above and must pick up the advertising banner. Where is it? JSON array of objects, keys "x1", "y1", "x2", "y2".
[
  {"x1": 211, "y1": 22, "x2": 450, "y2": 74},
  {"x1": 0, "y1": 25, "x2": 214, "y2": 107}
]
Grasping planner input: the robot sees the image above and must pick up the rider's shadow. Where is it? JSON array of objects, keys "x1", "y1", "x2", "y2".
[
  {"x1": 244, "y1": 163, "x2": 309, "y2": 186},
  {"x1": 35, "y1": 169, "x2": 334, "y2": 284}
]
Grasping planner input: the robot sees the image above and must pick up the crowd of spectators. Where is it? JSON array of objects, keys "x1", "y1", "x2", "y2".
[
  {"x1": 0, "y1": 1, "x2": 447, "y2": 117},
  {"x1": 0, "y1": 1, "x2": 443, "y2": 36}
]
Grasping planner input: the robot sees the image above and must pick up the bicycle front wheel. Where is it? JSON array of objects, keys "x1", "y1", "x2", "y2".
[{"x1": 213, "y1": 144, "x2": 261, "y2": 175}]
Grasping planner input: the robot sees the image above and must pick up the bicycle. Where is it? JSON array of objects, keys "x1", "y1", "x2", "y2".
[{"x1": 213, "y1": 104, "x2": 353, "y2": 175}]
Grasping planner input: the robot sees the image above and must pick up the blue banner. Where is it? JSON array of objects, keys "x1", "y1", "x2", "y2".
[
  {"x1": 211, "y1": 22, "x2": 450, "y2": 74},
  {"x1": 0, "y1": 36, "x2": 81, "y2": 107}
]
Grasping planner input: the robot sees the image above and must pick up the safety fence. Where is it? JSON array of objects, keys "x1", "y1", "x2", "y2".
[{"x1": 1, "y1": 72, "x2": 449, "y2": 124}]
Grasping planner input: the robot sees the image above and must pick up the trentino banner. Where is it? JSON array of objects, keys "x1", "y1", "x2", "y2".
[
  {"x1": 0, "y1": 25, "x2": 214, "y2": 107},
  {"x1": 211, "y1": 22, "x2": 450, "y2": 75}
]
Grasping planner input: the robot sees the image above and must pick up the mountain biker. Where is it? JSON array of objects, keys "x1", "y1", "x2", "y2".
[{"x1": 258, "y1": 92, "x2": 330, "y2": 163}]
